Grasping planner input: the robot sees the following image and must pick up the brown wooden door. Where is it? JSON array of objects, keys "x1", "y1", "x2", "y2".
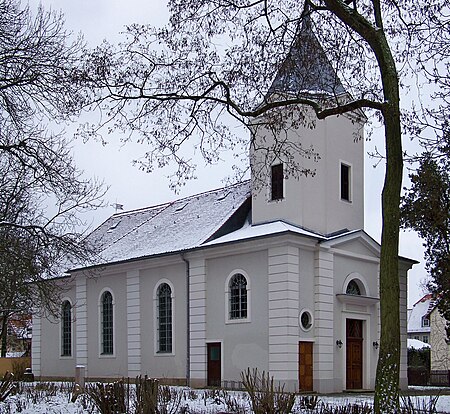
[
  {"x1": 346, "y1": 319, "x2": 363, "y2": 389},
  {"x1": 299, "y1": 341, "x2": 313, "y2": 392},
  {"x1": 207, "y1": 342, "x2": 221, "y2": 387}
]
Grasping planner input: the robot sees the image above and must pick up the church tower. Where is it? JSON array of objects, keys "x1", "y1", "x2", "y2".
[{"x1": 250, "y1": 14, "x2": 365, "y2": 236}]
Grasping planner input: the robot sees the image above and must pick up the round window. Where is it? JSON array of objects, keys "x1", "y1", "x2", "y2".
[{"x1": 299, "y1": 310, "x2": 313, "y2": 331}]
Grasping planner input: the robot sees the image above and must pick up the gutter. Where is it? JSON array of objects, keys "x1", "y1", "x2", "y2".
[{"x1": 181, "y1": 253, "x2": 190, "y2": 387}]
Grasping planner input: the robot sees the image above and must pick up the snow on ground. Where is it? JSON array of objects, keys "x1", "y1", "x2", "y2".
[{"x1": 0, "y1": 384, "x2": 449, "y2": 413}]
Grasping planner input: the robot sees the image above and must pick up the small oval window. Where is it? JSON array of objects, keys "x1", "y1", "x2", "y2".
[
  {"x1": 346, "y1": 280, "x2": 361, "y2": 295},
  {"x1": 299, "y1": 310, "x2": 313, "y2": 331}
]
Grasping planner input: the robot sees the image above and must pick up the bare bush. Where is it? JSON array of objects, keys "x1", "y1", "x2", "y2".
[
  {"x1": 86, "y1": 380, "x2": 127, "y2": 414},
  {"x1": 241, "y1": 368, "x2": 295, "y2": 414},
  {"x1": 0, "y1": 372, "x2": 15, "y2": 403}
]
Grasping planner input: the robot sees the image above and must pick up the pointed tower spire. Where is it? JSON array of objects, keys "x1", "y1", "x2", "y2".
[{"x1": 268, "y1": 3, "x2": 346, "y2": 97}]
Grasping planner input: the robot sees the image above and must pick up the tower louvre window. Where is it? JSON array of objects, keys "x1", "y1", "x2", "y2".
[
  {"x1": 271, "y1": 163, "x2": 284, "y2": 201},
  {"x1": 341, "y1": 163, "x2": 351, "y2": 202}
]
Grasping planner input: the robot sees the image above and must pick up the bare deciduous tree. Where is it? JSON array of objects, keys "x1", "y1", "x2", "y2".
[
  {"x1": 80, "y1": 1, "x2": 448, "y2": 411},
  {"x1": 0, "y1": 0, "x2": 106, "y2": 356}
]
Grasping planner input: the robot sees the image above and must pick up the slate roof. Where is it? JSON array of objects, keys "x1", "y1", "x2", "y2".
[
  {"x1": 268, "y1": 13, "x2": 346, "y2": 97},
  {"x1": 81, "y1": 181, "x2": 251, "y2": 268}
]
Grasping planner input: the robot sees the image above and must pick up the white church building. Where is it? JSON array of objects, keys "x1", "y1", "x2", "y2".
[{"x1": 32, "y1": 18, "x2": 414, "y2": 393}]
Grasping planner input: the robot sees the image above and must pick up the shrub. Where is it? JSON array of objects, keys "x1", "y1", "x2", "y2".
[
  {"x1": 299, "y1": 395, "x2": 320, "y2": 411},
  {"x1": 10, "y1": 360, "x2": 28, "y2": 382},
  {"x1": 87, "y1": 380, "x2": 127, "y2": 414},
  {"x1": 158, "y1": 385, "x2": 184, "y2": 414},
  {"x1": 0, "y1": 372, "x2": 15, "y2": 402},
  {"x1": 134, "y1": 375, "x2": 158, "y2": 414},
  {"x1": 400, "y1": 395, "x2": 439, "y2": 414},
  {"x1": 241, "y1": 368, "x2": 295, "y2": 414}
]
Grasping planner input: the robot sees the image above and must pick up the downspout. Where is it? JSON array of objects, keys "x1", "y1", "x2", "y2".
[{"x1": 181, "y1": 253, "x2": 190, "y2": 387}]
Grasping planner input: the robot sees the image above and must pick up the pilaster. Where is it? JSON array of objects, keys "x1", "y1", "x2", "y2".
[
  {"x1": 189, "y1": 258, "x2": 207, "y2": 387},
  {"x1": 399, "y1": 266, "x2": 408, "y2": 390},
  {"x1": 31, "y1": 313, "x2": 41, "y2": 377},
  {"x1": 75, "y1": 276, "x2": 88, "y2": 375},
  {"x1": 314, "y1": 247, "x2": 335, "y2": 393},
  {"x1": 127, "y1": 269, "x2": 141, "y2": 377},
  {"x1": 268, "y1": 245, "x2": 299, "y2": 389}
]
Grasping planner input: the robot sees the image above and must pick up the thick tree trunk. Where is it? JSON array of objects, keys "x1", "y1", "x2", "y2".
[
  {"x1": 1, "y1": 312, "x2": 8, "y2": 358},
  {"x1": 373, "y1": 47, "x2": 403, "y2": 414},
  {"x1": 320, "y1": 3, "x2": 405, "y2": 410}
]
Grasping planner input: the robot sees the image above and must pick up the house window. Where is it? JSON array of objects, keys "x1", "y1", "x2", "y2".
[
  {"x1": 271, "y1": 163, "x2": 284, "y2": 200},
  {"x1": 101, "y1": 291, "x2": 114, "y2": 355},
  {"x1": 422, "y1": 335, "x2": 429, "y2": 343},
  {"x1": 422, "y1": 316, "x2": 430, "y2": 327},
  {"x1": 157, "y1": 283, "x2": 172, "y2": 353},
  {"x1": 340, "y1": 163, "x2": 351, "y2": 201},
  {"x1": 229, "y1": 273, "x2": 247, "y2": 319},
  {"x1": 61, "y1": 300, "x2": 72, "y2": 357},
  {"x1": 346, "y1": 280, "x2": 361, "y2": 296}
]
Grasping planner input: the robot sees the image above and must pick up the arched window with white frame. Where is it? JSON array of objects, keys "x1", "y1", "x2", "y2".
[
  {"x1": 228, "y1": 273, "x2": 248, "y2": 320},
  {"x1": 100, "y1": 290, "x2": 114, "y2": 355},
  {"x1": 61, "y1": 300, "x2": 72, "y2": 357},
  {"x1": 157, "y1": 283, "x2": 172, "y2": 353}
]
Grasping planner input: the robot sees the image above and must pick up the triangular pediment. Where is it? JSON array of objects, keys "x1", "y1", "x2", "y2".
[{"x1": 321, "y1": 230, "x2": 381, "y2": 259}]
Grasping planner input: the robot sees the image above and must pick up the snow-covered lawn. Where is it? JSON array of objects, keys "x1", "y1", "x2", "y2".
[{"x1": 0, "y1": 383, "x2": 449, "y2": 413}]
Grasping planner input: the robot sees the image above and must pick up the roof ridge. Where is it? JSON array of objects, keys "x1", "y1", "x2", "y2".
[
  {"x1": 198, "y1": 191, "x2": 251, "y2": 245},
  {"x1": 94, "y1": 180, "x2": 251, "y2": 259},
  {"x1": 98, "y1": 202, "x2": 174, "y2": 255},
  {"x1": 110, "y1": 180, "x2": 251, "y2": 218},
  {"x1": 412, "y1": 293, "x2": 434, "y2": 307}
]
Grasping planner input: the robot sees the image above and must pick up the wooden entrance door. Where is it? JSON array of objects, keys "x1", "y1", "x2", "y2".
[
  {"x1": 346, "y1": 319, "x2": 363, "y2": 389},
  {"x1": 298, "y1": 341, "x2": 313, "y2": 391},
  {"x1": 207, "y1": 342, "x2": 221, "y2": 387}
]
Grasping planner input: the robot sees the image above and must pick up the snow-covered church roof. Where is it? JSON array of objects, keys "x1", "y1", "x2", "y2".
[{"x1": 80, "y1": 181, "x2": 252, "y2": 269}]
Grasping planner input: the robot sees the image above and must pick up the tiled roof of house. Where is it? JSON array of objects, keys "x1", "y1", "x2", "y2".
[
  {"x1": 268, "y1": 14, "x2": 346, "y2": 97},
  {"x1": 80, "y1": 181, "x2": 251, "y2": 269}
]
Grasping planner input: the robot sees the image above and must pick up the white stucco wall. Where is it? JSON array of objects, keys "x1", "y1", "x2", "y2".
[
  {"x1": 35, "y1": 232, "x2": 411, "y2": 394},
  {"x1": 36, "y1": 279, "x2": 77, "y2": 378},
  {"x1": 139, "y1": 261, "x2": 187, "y2": 380},
  {"x1": 205, "y1": 249, "x2": 269, "y2": 383},
  {"x1": 251, "y1": 107, "x2": 364, "y2": 235}
]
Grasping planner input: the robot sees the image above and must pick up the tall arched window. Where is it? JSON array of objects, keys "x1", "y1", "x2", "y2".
[
  {"x1": 229, "y1": 273, "x2": 247, "y2": 319},
  {"x1": 157, "y1": 283, "x2": 172, "y2": 353},
  {"x1": 61, "y1": 300, "x2": 72, "y2": 357},
  {"x1": 101, "y1": 291, "x2": 114, "y2": 355}
]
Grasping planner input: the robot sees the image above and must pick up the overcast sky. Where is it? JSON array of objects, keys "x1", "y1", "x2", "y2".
[{"x1": 27, "y1": 0, "x2": 427, "y2": 307}]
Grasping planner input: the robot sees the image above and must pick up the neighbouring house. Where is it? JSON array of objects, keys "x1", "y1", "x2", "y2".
[
  {"x1": 407, "y1": 294, "x2": 434, "y2": 345},
  {"x1": 407, "y1": 293, "x2": 450, "y2": 386},
  {"x1": 31, "y1": 16, "x2": 415, "y2": 393},
  {"x1": 1, "y1": 314, "x2": 32, "y2": 357}
]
